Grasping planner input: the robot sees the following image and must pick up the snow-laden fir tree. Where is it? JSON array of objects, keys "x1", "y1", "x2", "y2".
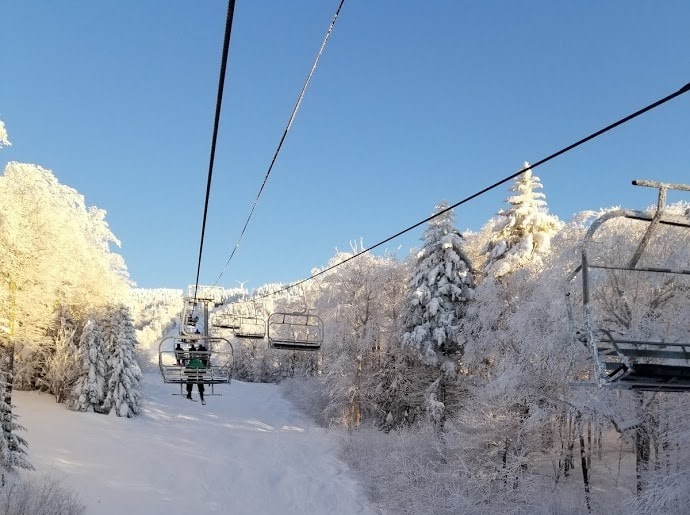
[
  {"x1": 0, "y1": 374, "x2": 32, "y2": 470},
  {"x1": 401, "y1": 201, "x2": 475, "y2": 368},
  {"x1": 397, "y1": 202, "x2": 475, "y2": 426},
  {"x1": 102, "y1": 305, "x2": 142, "y2": 417},
  {"x1": 70, "y1": 319, "x2": 108, "y2": 413},
  {"x1": 483, "y1": 163, "x2": 562, "y2": 278}
]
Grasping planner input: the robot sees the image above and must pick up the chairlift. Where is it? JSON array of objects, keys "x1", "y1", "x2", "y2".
[
  {"x1": 211, "y1": 313, "x2": 241, "y2": 330},
  {"x1": 568, "y1": 179, "x2": 690, "y2": 391},
  {"x1": 267, "y1": 312, "x2": 323, "y2": 351},
  {"x1": 233, "y1": 315, "x2": 266, "y2": 339},
  {"x1": 158, "y1": 334, "x2": 234, "y2": 397},
  {"x1": 180, "y1": 296, "x2": 215, "y2": 336}
]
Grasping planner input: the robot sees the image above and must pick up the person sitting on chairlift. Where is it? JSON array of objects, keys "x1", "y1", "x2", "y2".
[
  {"x1": 185, "y1": 343, "x2": 205, "y2": 403},
  {"x1": 197, "y1": 341, "x2": 209, "y2": 367},
  {"x1": 174, "y1": 343, "x2": 184, "y2": 366}
]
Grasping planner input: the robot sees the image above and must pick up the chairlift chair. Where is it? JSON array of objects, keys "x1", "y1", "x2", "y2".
[
  {"x1": 158, "y1": 334, "x2": 234, "y2": 397},
  {"x1": 233, "y1": 315, "x2": 266, "y2": 339},
  {"x1": 267, "y1": 312, "x2": 324, "y2": 351},
  {"x1": 211, "y1": 313, "x2": 241, "y2": 330},
  {"x1": 180, "y1": 296, "x2": 214, "y2": 337},
  {"x1": 570, "y1": 179, "x2": 690, "y2": 391}
]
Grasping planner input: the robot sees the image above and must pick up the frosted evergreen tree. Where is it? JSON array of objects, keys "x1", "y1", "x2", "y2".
[
  {"x1": 0, "y1": 357, "x2": 32, "y2": 470},
  {"x1": 401, "y1": 201, "x2": 475, "y2": 368},
  {"x1": 102, "y1": 305, "x2": 142, "y2": 417},
  {"x1": 0, "y1": 379, "x2": 32, "y2": 470},
  {"x1": 70, "y1": 319, "x2": 108, "y2": 413},
  {"x1": 483, "y1": 163, "x2": 562, "y2": 278},
  {"x1": 397, "y1": 202, "x2": 475, "y2": 426}
]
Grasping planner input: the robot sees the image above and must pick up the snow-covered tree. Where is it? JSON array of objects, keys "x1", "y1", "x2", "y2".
[
  {"x1": 393, "y1": 202, "x2": 476, "y2": 426},
  {"x1": 0, "y1": 329, "x2": 32, "y2": 469},
  {"x1": 0, "y1": 162, "x2": 132, "y2": 391},
  {"x1": 70, "y1": 319, "x2": 108, "y2": 413},
  {"x1": 43, "y1": 309, "x2": 80, "y2": 403},
  {"x1": 0, "y1": 375, "x2": 32, "y2": 470},
  {"x1": 6, "y1": 166, "x2": 130, "y2": 390},
  {"x1": 127, "y1": 288, "x2": 184, "y2": 368},
  {"x1": 310, "y1": 243, "x2": 406, "y2": 427},
  {"x1": 102, "y1": 305, "x2": 142, "y2": 417},
  {"x1": 401, "y1": 201, "x2": 475, "y2": 368},
  {"x1": 482, "y1": 163, "x2": 562, "y2": 278},
  {"x1": 0, "y1": 120, "x2": 31, "y2": 470}
]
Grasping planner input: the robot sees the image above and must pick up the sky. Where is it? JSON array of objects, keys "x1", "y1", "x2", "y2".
[
  {"x1": 2, "y1": 1, "x2": 689, "y2": 290},
  {"x1": 15, "y1": 371, "x2": 379, "y2": 515}
]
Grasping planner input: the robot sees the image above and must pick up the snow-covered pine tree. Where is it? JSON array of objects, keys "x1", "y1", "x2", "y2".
[
  {"x1": 375, "y1": 348, "x2": 426, "y2": 431},
  {"x1": 102, "y1": 305, "x2": 142, "y2": 417},
  {"x1": 0, "y1": 373, "x2": 32, "y2": 470},
  {"x1": 482, "y1": 163, "x2": 562, "y2": 278},
  {"x1": 398, "y1": 202, "x2": 475, "y2": 425},
  {"x1": 401, "y1": 201, "x2": 475, "y2": 367},
  {"x1": 70, "y1": 318, "x2": 108, "y2": 413},
  {"x1": 0, "y1": 340, "x2": 32, "y2": 470}
]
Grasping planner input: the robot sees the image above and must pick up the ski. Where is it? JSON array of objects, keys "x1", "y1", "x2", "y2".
[{"x1": 186, "y1": 397, "x2": 197, "y2": 402}]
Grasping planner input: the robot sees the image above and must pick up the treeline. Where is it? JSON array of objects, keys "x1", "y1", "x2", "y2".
[
  {"x1": 228, "y1": 168, "x2": 690, "y2": 514},
  {"x1": 3, "y1": 111, "x2": 690, "y2": 512},
  {"x1": 0, "y1": 154, "x2": 140, "y2": 470}
]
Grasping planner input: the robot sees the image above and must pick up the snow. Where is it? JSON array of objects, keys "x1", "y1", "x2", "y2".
[{"x1": 14, "y1": 373, "x2": 379, "y2": 515}]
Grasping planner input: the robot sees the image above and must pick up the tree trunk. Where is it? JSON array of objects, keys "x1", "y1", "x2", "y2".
[
  {"x1": 348, "y1": 354, "x2": 363, "y2": 428},
  {"x1": 587, "y1": 419, "x2": 592, "y2": 471},
  {"x1": 578, "y1": 415, "x2": 592, "y2": 512},
  {"x1": 636, "y1": 425, "x2": 650, "y2": 493},
  {"x1": 635, "y1": 393, "x2": 654, "y2": 494}
]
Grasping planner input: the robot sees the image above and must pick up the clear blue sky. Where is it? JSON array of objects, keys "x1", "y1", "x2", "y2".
[{"x1": 2, "y1": 1, "x2": 689, "y2": 290}]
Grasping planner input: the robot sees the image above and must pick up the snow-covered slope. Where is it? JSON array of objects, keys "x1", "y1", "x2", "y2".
[{"x1": 15, "y1": 373, "x2": 379, "y2": 515}]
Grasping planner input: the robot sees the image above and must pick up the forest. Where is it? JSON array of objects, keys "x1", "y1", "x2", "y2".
[{"x1": 1, "y1": 118, "x2": 690, "y2": 513}]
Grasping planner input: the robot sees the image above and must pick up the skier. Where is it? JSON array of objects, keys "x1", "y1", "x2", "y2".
[
  {"x1": 185, "y1": 343, "x2": 206, "y2": 404},
  {"x1": 174, "y1": 343, "x2": 185, "y2": 366}
]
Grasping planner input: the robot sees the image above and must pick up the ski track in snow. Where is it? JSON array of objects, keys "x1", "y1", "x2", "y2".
[{"x1": 15, "y1": 373, "x2": 380, "y2": 515}]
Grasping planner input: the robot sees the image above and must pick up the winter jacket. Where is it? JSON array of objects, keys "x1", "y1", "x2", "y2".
[{"x1": 186, "y1": 357, "x2": 205, "y2": 369}]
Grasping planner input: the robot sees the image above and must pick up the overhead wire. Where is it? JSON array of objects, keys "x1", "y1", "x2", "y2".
[
  {"x1": 193, "y1": 0, "x2": 237, "y2": 300},
  {"x1": 212, "y1": 0, "x2": 347, "y2": 287},
  {"x1": 238, "y1": 80, "x2": 690, "y2": 305}
]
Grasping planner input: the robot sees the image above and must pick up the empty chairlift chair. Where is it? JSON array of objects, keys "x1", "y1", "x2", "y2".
[
  {"x1": 268, "y1": 312, "x2": 324, "y2": 351},
  {"x1": 570, "y1": 179, "x2": 690, "y2": 391},
  {"x1": 233, "y1": 315, "x2": 266, "y2": 339},
  {"x1": 211, "y1": 313, "x2": 241, "y2": 330}
]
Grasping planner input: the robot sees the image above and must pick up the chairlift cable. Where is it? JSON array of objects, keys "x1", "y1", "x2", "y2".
[
  {"x1": 193, "y1": 0, "x2": 237, "y2": 301},
  {"x1": 211, "y1": 0, "x2": 347, "y2": 287},
  {"x1": 237, "y1": 80, "x2": 690, "y2": 305}
]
